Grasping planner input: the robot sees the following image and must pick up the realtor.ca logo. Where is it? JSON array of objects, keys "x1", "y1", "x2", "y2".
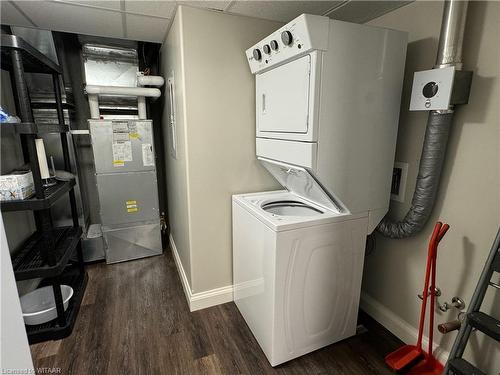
[{"x1": 2, "y1": 368, "x2": 61, "y2": 374}]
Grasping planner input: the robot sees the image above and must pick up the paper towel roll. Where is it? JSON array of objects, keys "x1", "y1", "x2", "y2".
[{"x1": 35, "y1": 138, "x2": 50, "y2": 179}]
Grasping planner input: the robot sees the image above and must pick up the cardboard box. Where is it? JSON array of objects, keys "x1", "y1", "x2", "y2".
[{"x1": 0, "y1": 170, "x2": 34, "y2": 201}]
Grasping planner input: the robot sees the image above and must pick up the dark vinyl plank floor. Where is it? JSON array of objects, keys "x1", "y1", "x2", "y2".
[{"x1": 30, "y1": 248, "x2": 402, "y2": 374}]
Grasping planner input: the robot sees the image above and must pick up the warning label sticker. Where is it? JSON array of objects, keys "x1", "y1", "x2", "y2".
[
  {"x1": 126, "y1": 199, "x2": 138, "y2": 213},
  {"x1": 112, "y1": 141, "x2": 132, "y2": 164},
  {"x1": 112, "y1": 121, "x2": 133, "y2": 166},
  {"x1": 112, "y1": 122, "x2": 128, "y2": 132},
  {"x1": 113, "y1": 132, "x2": 130, "y2": 142},
  {"x1": 137, "y1": 121, "x2": 152, "y2": 143}
]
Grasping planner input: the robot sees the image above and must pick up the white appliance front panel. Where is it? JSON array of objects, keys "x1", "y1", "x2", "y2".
[
  {"x1": 256, "y1": 51, "x2": 322, "y2": 142},
  {"x1": 257, "y1": 54, "x2": 311, "y2": 135},
  {"x1": 256, "y1": 138, "x2": 317, "y2": 170},
  {"x1": 233, "y1": 201, "x2": 276, "y2": 359},
  {"x1": 274, "y1": 220, "x2": 367, "y2": 363}
]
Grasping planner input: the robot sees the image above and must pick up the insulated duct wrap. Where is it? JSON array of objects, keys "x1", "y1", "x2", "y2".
[
  {"x1": 377, "y1": 0, "x2": 468, "y2": 239},
  {"x1": 377, "y1": 111, "x2": 453, "y2": 238}
]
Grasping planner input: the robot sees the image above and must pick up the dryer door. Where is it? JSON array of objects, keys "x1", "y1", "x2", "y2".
[{"x1": 256, "y1": 54, "x2": 311, "y2": 134}]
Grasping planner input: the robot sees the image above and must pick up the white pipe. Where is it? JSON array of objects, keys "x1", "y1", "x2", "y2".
[
  {"x1": 137, "y1": 96, "x2": 147, "y2": 120},
  {"x1": 86, "y1": 85, "x2": 161, "y2": 98},
  {"x1": 88, "y1": 94, "x2": 100, "y2": 119},
  {"x1": 137, "y1": 75, "x2": 164, "y2": 87},
  {"x1": 70, "y1": 130, "x2": 90, "y2": 135}
]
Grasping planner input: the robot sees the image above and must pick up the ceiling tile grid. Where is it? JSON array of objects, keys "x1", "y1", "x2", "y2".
[
  {"x1": 124, "y1": 0, "x2": 177, "y2": 18},
  {"x1": 16, "y1": 1, "x2": 125, "y2": 39},
  {"x1": 0, "y1": 0, "x2": 412, "y2": 44},
  {"x1": 226, "y1": 1, "x2": 343, "y2": 23}
]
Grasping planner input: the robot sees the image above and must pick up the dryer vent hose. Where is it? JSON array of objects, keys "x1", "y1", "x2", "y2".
[
  {"x1": 377, "y1": 112, "x2": 453, "y2": 239},
  {"x1": 377, "y1": 0, "x2": 468, "y2": 239}
]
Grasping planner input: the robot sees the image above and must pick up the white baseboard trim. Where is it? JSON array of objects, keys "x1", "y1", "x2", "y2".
[
  {"x1": 169, "y1": 234, "x2": 192, "y2": 309},
  {"x1": 360, "y1": 292, "x2": 450, "y2": 364},
  {"x1": 169, "y1": 234, "x2": 234, "y2": 312},
  {"x1": 190, "y1": 284, "x2": 234, "y2": 311}
]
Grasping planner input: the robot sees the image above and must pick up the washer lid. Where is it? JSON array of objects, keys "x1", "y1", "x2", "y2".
[{"x1": 258, "y1": 157, "x2": 342, "y2": 213}]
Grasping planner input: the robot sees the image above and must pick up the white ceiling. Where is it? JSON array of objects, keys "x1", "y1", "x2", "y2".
[{"x1": 1, "y1": 0, "x2": 412, "y2": 43}]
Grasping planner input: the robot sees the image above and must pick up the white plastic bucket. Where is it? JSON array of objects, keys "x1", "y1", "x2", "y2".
[{"x1": 20, "y1": 285, "x2": 73, "y2": 325}]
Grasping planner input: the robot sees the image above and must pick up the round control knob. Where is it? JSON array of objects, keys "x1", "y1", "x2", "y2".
[
  {"x1": 263, "y1": 44, "x2": 271, "y2": 54},
  {"x1": 252, "y1": 48, "x2": 262, "y2": 61},
  {"x1": 281, "y1": 31, "x2": 293, "y2": 46},
  {"x1": 270, "y1": 40, "x2": 279, "y2": 50},
  {"x1": 422, "y1": 81, "x2": 439, "y2": 98}
]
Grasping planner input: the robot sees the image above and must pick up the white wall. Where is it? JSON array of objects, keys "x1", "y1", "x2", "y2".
[
  {"x1": 0, "y1": 215, "x2": 34, "y2": 371},
  {"x1": 362, "y1": 1, "x2": 500, "y2": 372},
  {"x1": 162, "y1": 6, "x2": 282, "y2": 302}
]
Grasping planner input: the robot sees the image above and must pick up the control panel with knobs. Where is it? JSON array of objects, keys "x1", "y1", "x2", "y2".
[{"x1": 246, "y1": 14, "x2": 330, "y2": 74}]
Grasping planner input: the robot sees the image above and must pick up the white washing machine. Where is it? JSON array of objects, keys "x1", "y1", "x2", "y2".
[
  {"x1": 233, "y1": 169, "x2": 368, "y2": 366},
  {"x1": 234, "y1": 14, "x2": 407, "y2": 366}
]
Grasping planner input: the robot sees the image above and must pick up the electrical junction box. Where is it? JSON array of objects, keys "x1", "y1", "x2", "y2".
[{"x1": 410, "y1": 67, "x2": 455, "y2": 111}]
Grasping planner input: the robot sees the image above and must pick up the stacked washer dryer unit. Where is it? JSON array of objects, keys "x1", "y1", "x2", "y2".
[{"x1": 233, "y1": 14, "x2": 407, "y2": 366}]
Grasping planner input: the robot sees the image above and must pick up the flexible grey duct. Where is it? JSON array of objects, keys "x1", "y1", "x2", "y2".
[
  {"x1": 377, "y1": 111, "x2": 453, "y2": 238},
  {"x1": 377, "y1": 0, "x2": 468, "y2": 239}
]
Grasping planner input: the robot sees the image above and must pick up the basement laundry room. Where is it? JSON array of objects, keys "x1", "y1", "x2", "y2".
[{"x1": 0, "y1": 1, "x2": 499, "y2": 374}]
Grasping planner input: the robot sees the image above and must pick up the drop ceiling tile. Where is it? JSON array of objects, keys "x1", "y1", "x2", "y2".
[
  {"x1": 226, "y1": 1, "x2": 343, "y2": 22},
  {"x1": 179, "y1": 1, "x2": 232, "y2": 12},
  {"x1": 327, "y1": 1, "x2": 412, "y2": 23},
  {"x1": 125, "y1": 13, "x2": 169, "y2": 43},
  {"x1": 16, "y1": 0, "x2": 124, "y2": 39},
  {"x1": 0, "y1": 1, "x2": 36, "y2": 27},
  {"x1": 125, "y1": 0, "x2": 176, "y2": 18},
  {"x1": 54, "y1": 0, "x2": 122, "y2": 10}
]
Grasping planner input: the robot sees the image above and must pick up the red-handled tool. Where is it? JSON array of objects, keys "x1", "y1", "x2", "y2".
[
  {"x1": 408, "y1": 223, "x2": 449, "y2": 375},
  {"x1": 385, "y1": 222, "x2": 442, "y2": 371}
]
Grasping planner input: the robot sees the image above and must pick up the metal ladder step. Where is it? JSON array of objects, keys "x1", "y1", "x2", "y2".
[
  {"x1": 468, "y1": 311, "x2": 500, "y2": 341},
  {"x1": 445, "y1": 228, "x2": 500, "y2": 374},
  {"x1": 493, "y1": 251, "x2": 500, "y2": 272},
  {"x1": 448, "y1": 358, "x2": 485, "y2": 375}
]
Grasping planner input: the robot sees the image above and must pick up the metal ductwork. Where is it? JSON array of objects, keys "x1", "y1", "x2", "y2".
[{"x1": 377, "y1": 0, "x2": 470, "y2": 239}]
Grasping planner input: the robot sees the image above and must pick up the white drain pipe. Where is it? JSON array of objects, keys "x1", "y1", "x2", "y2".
[
  {"x1": 137, "y1": 96, "x2": 147, "y2": 119},
  {"x1": 88, "y1": 93, "x2": 100, "y2": 119},
  {"x1": 86, "y1": 85, "x2": 161, "y2": 119},
  {"x1": 137, "y1": 75, "x2": 164, "y2": 87}
]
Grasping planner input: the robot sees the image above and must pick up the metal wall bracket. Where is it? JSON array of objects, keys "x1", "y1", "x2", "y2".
[{"x1": 450, "y1": 70, "x2": 473, "y2": 105}]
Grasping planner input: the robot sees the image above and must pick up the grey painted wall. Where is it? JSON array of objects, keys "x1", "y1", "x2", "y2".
[
  {"x1": 363, "y1": 1, "x2": 500, "y2": 371},
  {"x1": 161, "y1": 6, "x2": 282, "y2": 295}
]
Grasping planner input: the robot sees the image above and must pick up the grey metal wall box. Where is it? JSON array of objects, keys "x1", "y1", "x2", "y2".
[{"x1": 96, "y1": 171, "x2": 159, "y2": 226}]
